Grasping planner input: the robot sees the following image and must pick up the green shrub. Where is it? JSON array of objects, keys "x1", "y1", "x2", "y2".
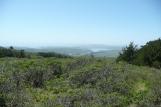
[
  {"x1": 0, "y1": 96, "x2": 6, "y2": 107},
  {"x1": 25, "y1": 66, "x2": 47, "y2": 88},
  {"x1": 38, "y1": 52, "x2": 70, "y2": 58},
  {"x1": 117, "y1": 39, "x2": 161, "y2": 69},
  {"x1": 117, "y1": 42, "x2": 137, "y2": 63}
]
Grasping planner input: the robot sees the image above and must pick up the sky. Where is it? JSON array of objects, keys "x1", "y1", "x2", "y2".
[{"x1": 0, "y1": 0, "x2": 161, "y2": 47}]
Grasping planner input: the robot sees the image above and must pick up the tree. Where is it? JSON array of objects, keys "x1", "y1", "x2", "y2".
[
  {"x1": 134, "y1": 38, "x2": 161, "y2": 68},
  {"x1": 0, "y1": 46, "x2": 26, "y2": 58},
  {"x1": 19, "y1": 50, "x2": 25, "y2": 58},
  {"x1": 117, "y1": 42, "x2": 137, "y2": 63},
  {"x1": 117, "y1": 38, "x2": 161, "y2": 69},
  {"x1": 9, "y1": 46, "x2": 14, "y2": 50}
]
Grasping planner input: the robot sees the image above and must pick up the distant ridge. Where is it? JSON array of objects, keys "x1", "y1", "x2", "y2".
[{"x1": 14, "y1": 45, "x2": 122, "y2": 57}]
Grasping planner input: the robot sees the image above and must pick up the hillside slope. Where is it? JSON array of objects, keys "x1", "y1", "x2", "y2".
[{"x1": 0, "y1": 57, "x2": 161, "y2": 107}]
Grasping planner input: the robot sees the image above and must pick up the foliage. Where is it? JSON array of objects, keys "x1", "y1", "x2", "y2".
[
  {"x1": 134, "y1": 38, "x2": 161, "y2": 68},
  {"x1": 116, "y1": 42, "x2": 137, "y2": 63},
  {"x1": 117, "y1": 39, "x2": 161, "y2": 68},
  {"x1": 37, "y1": 52, "x2": 70, "y2": 58},
  {"x1": 0, "y1": 44, "x2": 161, "y2": 106},
  {"x1": 0, "y1": 96, "x2": 6, "y2": 107},
  {"x1": 0, "y1": 46, "x2": 26, "y2": 58}
]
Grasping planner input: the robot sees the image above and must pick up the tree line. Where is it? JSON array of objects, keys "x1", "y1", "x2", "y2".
[
  {"x1": 38, "y1": 52, "x2": 71, "y2": 58},
  {"x1": 117, "y1": 38, "x2": 161, "y2": 68},
  {"x1": 0, "y1": 46, "x2": 70, "y2": 58},
  {"x1": 0, "y1": 46, "x2": 25, "y2": 58}
]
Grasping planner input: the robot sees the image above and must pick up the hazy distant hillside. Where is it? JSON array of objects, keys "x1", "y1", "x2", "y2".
[
  {"x1": 92, "y1": 50, "x2": 121, "y2": 57},
  {"x1": 16, "y1": 45, "x2": 122, "y2": 57},
  {"x1": 19, "y1": 47, "x2": 91, "y2": 56}
]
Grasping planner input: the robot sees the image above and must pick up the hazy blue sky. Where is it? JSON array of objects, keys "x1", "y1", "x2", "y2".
[{"x1": 0, "y1": 0, "x2": 161, "y2": 47}]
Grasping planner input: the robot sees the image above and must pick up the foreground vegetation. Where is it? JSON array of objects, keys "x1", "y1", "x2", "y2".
[
  {"x1": 0, "y1": 39, "x2": 161, "y2": 107},
  {"x1": 0, "y1": 56, "x2": 161, "y2": 107}
]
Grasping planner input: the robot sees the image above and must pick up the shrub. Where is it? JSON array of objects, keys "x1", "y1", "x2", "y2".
[
  {"x1": 25, "y1": 66, "x2": 47, "y2": 88},
  {"x1": 0, "y1": 96, "x2": 6, "y2": 107},
  {"x1": 51, "y1": 64, "x2": 62, "y2": 77},
  {"x1": 117, "y1": 42, "x2": 137, "y2": 63},
  {"x1": 38, "y1": 52, "x2": 70, "y2": 58}
]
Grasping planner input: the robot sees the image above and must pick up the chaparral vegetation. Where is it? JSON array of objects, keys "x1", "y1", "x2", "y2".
[{"x1": 0, "y1": 39, "x2": 161, "y2": 107}]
